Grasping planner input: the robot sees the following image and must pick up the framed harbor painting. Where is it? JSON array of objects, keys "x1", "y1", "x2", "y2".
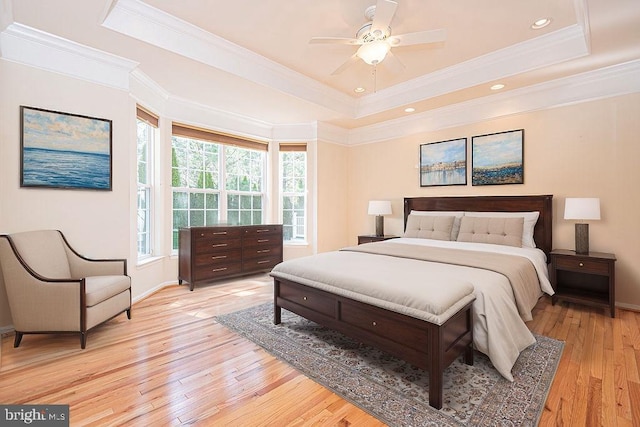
[
  {"x1": 420, "y1": 138, "x2": 467, "y2": 187},
  {"x1": 471, "y1": 129, "x2": 524, "y2": 186},
  {"x1": 20, "y1": 106, "x2": 112, "y2": 190}
]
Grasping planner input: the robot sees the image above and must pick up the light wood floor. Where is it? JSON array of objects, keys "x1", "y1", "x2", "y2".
[{"x1": 1, "y1": 274, "x2": 638, "y2": 426}]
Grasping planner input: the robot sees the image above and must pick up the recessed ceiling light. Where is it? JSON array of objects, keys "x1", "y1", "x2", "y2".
[
  {"x1": 404, "y1": 107, "x2": 416, "y2": 113},
  {"x1": 491, "y1": 84, "x2": 505, "y2": 90},
  {"x1": 354, "y1": 87, "x2": 366, "y2": 93},
  {"x1": 531, "y1": 18, "x2": 552, "y2": 29}
]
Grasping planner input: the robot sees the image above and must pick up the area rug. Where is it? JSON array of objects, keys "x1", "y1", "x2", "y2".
[{"x1": 215, "y1": 303, "x2": 563, "y2": 426}]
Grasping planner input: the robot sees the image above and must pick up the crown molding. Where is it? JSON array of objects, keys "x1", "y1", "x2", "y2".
[
  {"x1": 167, "y1": 94, "x2": 274, "y2": 142},
  {"x1": 0, "y1": 23, "x2": 138, "y2": 90},
  {"x1": 356, "y1": 24, "x2": 589, "y2": 118},
  {"x1": 102, "y1": 0, "x2": 355, "y2": 117},
  {"x1": 348, "y1": 59, "x2": 640, "y2": 145}
]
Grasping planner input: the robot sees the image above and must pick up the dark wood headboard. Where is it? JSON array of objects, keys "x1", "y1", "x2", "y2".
[{"x1": 404, "y1": 195, "x2": 553, "y2": 257}]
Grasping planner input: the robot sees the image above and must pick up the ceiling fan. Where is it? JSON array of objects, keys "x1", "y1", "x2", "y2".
[{"x1": 310, "y1": 0, "x2": 446, "y2": 75}]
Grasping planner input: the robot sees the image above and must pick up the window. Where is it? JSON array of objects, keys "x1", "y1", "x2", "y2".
[
  {"x1": 136, "y1": 106, "x2": 158, "y2": 259},
  {"x1": 280, "y1": 143, "x2": 307, "y2": 242},
  {"x1": 226, "y1": 146, "x2": 264, "y2": 225},
  {"x1": 171, "y1": 124, "x2": 268, "y2": 249}
]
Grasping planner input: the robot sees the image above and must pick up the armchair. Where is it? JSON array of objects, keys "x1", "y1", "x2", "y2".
[{"x1": 0, "y1": 230, "x2": 131, "y2": 348}]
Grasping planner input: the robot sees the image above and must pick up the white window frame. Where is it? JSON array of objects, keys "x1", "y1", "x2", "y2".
[
  {"x1": 136, "y1": 118, "x2": 156, "y2": 259},
  {"x1": 280, "y1": 149, "x2": 307, "y2": 243}
]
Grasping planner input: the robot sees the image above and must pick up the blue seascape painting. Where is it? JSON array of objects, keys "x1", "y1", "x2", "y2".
[{"x1": 21, "y1": 107, "x2": 112, "y2": 190}]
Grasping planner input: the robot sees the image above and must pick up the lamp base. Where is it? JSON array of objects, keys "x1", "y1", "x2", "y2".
[
  {"x1": 575, "y1": 223, "x2": 589, "y2": 254},
  {"x1": 375, "y1": 215, "x2": 384, "y2": 237}
]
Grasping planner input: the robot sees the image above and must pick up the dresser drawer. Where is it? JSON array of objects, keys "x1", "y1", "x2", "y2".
[
  {"x1": 243, "y1": 244, "x2": 282, "y2": 260},
  {"x1": 243, "y1": 235, "x2": 281, "y2": 248},
  {"x1": 194, "y1": 237, "x2": 242, "y2": 254},
  {"x1": 194, "y1": 249, "x2": 242, "y2": 267},
  {"x1": 194, "y1": 262, "x2": 242, "y2": 281},
  {"x1": 555, "y1": 256, "x2": 610, "y2": 275},
  {"x1": 242, "y1": 256, "x2": 281, "y2": 272},
  {"x1": 194, "y1": 227, "x2": 242, "y2": 240},
  {"x1": 243, "y1": 225, "x2": 282, "y2": 238}
]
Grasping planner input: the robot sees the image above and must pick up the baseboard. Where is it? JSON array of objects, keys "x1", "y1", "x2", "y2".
[
  {"x1": 616, "y1": 302, "x2": 640, "y2": 313},
  {"x1": 132, "y1": 280, "x2": 182, "y2": 304},
  {"x1": 0, "y1": 325, "x2": 15, "y2": 336}
]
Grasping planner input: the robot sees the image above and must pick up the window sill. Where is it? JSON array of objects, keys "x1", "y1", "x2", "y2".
[
  {"x1": 284, "y1": 241, "x2": 309, "y2": 247},
  {"x1": 136, "y1": 255, "x2": 164, "y2": 268}
]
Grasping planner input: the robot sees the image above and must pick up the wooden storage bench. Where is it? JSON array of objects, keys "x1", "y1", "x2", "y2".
[{"x1": 273, "y1": 277, "x2": 474, "y2": 409}]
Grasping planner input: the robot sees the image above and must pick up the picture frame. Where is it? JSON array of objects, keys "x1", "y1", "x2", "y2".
[
  {"x1": 420, "y1": 138, "x2": 467, "y2": 187},
  {"x1": 471, "y1": 129, "x2": 524, "y2": 186},
  {"x1": 21, "y1": 106, "x2": 112, "y2": 191}
]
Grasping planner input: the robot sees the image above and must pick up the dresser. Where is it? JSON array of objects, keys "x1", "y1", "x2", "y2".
[{"x1": 178, "y1": 224, "x2": 283, "y2": 291}]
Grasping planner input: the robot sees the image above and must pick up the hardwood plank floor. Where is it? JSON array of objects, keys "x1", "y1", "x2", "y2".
[{"x1": 1, "y1": 274, "x2": 638, "y2": 426}]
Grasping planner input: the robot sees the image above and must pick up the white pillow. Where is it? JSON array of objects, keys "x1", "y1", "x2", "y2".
[
  {"x1": 463, "y1": 211, "x2": 540, "y2": 248},
  {"x1": 409, "y1": 210, "x2": 465, "y2": 241}
]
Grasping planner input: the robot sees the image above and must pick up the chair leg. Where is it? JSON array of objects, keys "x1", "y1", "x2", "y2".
[
  {"x1": 126, "y1": 308, "x2": 131, "y2": 319},
  {"x1": 13, "y1": 331, "x2": 23, "y2": 348},
  {"x1": 80, "y1": 332, "x2": 87, "y2": 349}
]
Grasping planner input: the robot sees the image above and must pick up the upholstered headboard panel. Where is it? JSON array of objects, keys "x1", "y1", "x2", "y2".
[{"x1": 403, "y1": 195, "x2": 553, "y2": 257}]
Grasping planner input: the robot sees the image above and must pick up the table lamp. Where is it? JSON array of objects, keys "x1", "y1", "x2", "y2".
[
  {"x1": 564, "y1": 198, "x2": 600, "y2": 254},
  {"x1": 368, "y1": 200, "x2": 392, "y2": 237}
]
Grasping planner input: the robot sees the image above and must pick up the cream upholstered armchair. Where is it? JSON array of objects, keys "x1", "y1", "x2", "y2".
[{"x1": 0, "y1": 230, "x2": 131, "y2": 348}]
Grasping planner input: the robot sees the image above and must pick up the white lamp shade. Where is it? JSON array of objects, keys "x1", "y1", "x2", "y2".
[
  {"x1": 357, "y1": 40, "x2": 390, "y2": 65},
  {"x1": 368, "y1": 200, "x2": 392, "y2": 216},
  {"x1": 564, "y1": 198, "x2": 601, "y2": 221}
]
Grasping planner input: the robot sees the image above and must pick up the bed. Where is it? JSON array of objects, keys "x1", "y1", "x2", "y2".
[{"x1": 271, "y1": 195, "x2": 553, "y2": 409}]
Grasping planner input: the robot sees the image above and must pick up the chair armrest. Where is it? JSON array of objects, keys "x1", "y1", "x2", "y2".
[
  {"x1": 67, "y1": 255, "x2": 128, "y2": 278},
  {"x1": 0, "y1": 237, "x2": 82, "y2": 331}
]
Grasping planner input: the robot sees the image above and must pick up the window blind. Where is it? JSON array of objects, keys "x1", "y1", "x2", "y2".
[
  {"x1": 172, "y1": 123, "x2": 269, "y2": 151},
  {"x1": 136, "y1": 105, "x2": 159, "y2": 128}
]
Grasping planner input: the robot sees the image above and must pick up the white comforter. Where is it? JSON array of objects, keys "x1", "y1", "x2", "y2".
[{"x1": 386, "y1": 237, "x2": 554, "y2": 381}]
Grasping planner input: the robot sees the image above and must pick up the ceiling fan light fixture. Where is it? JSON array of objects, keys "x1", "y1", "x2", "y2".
[{"x1": 357, "y1": 40, "x2": 391, "y2": 65}]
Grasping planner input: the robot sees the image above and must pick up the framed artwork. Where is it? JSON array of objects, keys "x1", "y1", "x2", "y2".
[
  {"x1": 420, "y1": 138, "x2": 467, "y2": 187},
  {"x1": 21, "y1": 106, "x2": 112, "y2": 190},
  {"x1": 471, "y1": 129, "x2": 524, "y2": 186}
]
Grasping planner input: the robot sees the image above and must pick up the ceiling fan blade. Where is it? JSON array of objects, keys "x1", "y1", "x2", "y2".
[
  {"x1": 383, "y1": 50, "x2": 406, "y2": 73},
  {"x1": 310, "y1": 37, "x2": 361, "y2": 45},
  {"x1": 331, "y1": 54, "x2": 360, "y2": 75},
  {"x1": 388, "y1": 29, "x2": 446, "y2": 47},
  {"x1": 371, "y1": 0, "x2": 398, "y2": 35}
]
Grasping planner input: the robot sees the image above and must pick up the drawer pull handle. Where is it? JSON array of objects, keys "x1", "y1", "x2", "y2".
[
  {"x1": 256, "y1": 229, "x2": 270, "y2": 233},
  {"x1": 303, "y1": 296, "x2": 307, "y2": 301},
  {"x1": 212, "y1": 267, "x2": 228, "y2": 272},
  {"x1": 257, "y1": 249, "x2": 271, "y2": 254},
  {"x1": 211, "y1": 255, "x2": 227, "y2": 260},
  {"x1": 257, "y1": 239, "x2": 269, "y2": 243},
  {"x1": 579, "y1": 262, "x2": 584, "y2": 267},
  {"x1": 257, "y1": 260, "x2": 270, "y2": 264},
  {"x1": 212, "y1": 231, "x2": 228, "y2": 235},
  {"x1": 372, "y1": 321, "x2": 377, "y2": 326},
  {"x1": 211, "y1": 243, "x2": 228, "y2": 248}
]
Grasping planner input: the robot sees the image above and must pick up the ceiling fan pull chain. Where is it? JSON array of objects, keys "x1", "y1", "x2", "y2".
[{"x1": 373, "y1": 64, "x2": 378, "y2": 93}]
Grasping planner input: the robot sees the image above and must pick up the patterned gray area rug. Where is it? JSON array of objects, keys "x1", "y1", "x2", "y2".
[{"x1": 215, "y1": 303, "x2": 563, "y2": 427}]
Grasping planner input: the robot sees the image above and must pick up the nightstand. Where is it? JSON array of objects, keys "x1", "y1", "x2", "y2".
[
  {"x1": 357, "y1": 235, "x2": 400, "y2": 245},
  {"x1": 549, "y1": 249, "x2": 616, "y2": 317}
]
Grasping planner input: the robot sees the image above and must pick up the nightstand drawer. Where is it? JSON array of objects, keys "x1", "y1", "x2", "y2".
[{"x1": 555, "y1": 257, "x2": 610, "y2": 275}]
